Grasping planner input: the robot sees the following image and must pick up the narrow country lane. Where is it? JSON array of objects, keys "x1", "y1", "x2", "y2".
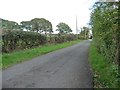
[{"x1": 2, "y1": 40, "x2": 93, "y2": 88}]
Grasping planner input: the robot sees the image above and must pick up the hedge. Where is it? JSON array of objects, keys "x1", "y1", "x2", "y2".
[{"x1": 2, "y1": 31, "x2": 47, "y2": 53}]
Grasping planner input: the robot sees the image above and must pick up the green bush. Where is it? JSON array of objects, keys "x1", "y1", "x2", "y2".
[
  {"x1": 90, "y1": 2, "x2": 119, "y2": 64},
  {"x1": 65, "y1": 34, "x2": 77, "y2": 41},
  {"x1": 54, "y1": 34, "x2": 77, "y2": 43},
  {"x1": 2, "y1": 31, "x2": 47, "y2": 53},
  {"x1": 90, "y1": 42, "x2": 119, "y2": 88},
  {"x1": 2, "y1": 31, "x2": 77, "y2": 53}
]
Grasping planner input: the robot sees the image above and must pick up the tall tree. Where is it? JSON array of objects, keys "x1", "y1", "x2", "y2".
[
  {"x1": 20, "y1": 21, "x2": 32, "y2": 31},
  {"x1": 47, "y1": 21, "x2": 53, "y2": 41},
  {"x1": 31, "y1": 18, "x2": 42, "y2": 33},
  {"x1": 56, "y1": 22, "x2": 72, "y2": 34},
  {"x1": 41, "y1": 18, "x2": 52, "y2": 36},
  {"x1": 82, "y1": 26, "x2": 89, "y2": 39},
  {"x1": 30, "y1": 18, "x2": 53, "y2": 35},
  {"x1": 1, "y1": 19, "x2": 19, "y2": 34}
]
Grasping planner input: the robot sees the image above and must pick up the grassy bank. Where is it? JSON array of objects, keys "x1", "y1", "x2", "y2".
[
  {"x1": 89, "y1": 42, "x2": 118, "y2": 88},
  {"x1": 2, "y1": 39, "x2": 81, "y2": 69}
]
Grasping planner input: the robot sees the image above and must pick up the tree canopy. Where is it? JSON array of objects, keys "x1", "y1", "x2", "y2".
[
  {"x1": 1, "y1": 19, "x2": 19, "y2": 34},
  {"x1": 56, "y1": 22, "x2": 72, "y2": 34},
  {"x1": 20, "y1": 18, "x2": 53, "y2": 34}
]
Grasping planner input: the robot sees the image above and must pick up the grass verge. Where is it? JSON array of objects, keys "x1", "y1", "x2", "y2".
[
  {"x1": 2, "y1": 39, "x2": 81, "y2": 69},
  {"x1": 89, "y1": 41, "x2": 118, "y2": 88}
]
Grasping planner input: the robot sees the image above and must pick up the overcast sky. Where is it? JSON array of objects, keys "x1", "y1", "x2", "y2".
[{"x1": 0, "y1": 0, "x2": 96, "y2": 34}]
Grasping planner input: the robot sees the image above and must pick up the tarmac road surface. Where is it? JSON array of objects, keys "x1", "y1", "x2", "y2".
[{"x1": 2, "y1": 40, "x2": 93, "y2": 88}]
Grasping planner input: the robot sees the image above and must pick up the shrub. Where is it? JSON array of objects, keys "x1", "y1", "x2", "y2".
[
  {"x1": 54, "y1": 34, "x2": 77, "y2": 43},
  {"x1": 2, "y1": 31, "x2": 47, "y2": 53}
]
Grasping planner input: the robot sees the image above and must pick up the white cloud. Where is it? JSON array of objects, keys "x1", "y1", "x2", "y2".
[{"x1": 0, "y1": 0, "x2": 96, "y2": 34}]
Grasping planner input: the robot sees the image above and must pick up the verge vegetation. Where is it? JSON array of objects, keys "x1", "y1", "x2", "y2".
[
  {"x1": 1, "y1": 17, "x2": 80, "y2": 69},
  {"x1": 2, "y1": 40, "x2": 81, "y2": 69},
  {"x1": 89, "y1": 41, "x2": 118, "y2": 88},
  {"x1": 89, "y1": 2, "x2": 119, "y2": 88}
]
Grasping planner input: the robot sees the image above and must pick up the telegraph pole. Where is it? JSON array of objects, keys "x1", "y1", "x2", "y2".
[
  {"x1": 76, "y1": 15, "x2": 78, "y2": 35},
  {"x1": 76, "y1": 15, "x2": 79, "y2": 39}
]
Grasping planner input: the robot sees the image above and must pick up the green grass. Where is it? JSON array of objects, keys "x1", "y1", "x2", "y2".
[
  {"x1": 2, "y1": 40, "x2": 81, "y2": 69},
  {"x1": 89, "y1": 41, "x2": 118, "y2": 88}
]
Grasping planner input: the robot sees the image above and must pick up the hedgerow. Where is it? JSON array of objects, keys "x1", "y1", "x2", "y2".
[
  {"x1": 54, "y1": 34, "x2": 77, "y2": 43},
  {"x1": 90, "y1": 2, "x2": 120, "y2": 88},
  {"x1": 2, "y1": 30, "x2": 78, "y2": 53},
  {"x1": 2, "y1": 31, "x2": 47, "y2": 53},
  {"x1": 90, "y1": 2, "x2": 119, "y2": 64}
]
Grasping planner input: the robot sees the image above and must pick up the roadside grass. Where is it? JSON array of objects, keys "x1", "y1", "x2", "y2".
[
  {"x1": 2, "y1": 39, "x2": 81, "y2": 69},
  {"x1": 89, "y1": 41, "x2": 118, "y2": 88},
  {"x1": 0, "y1": 59, "x2": 1, "y2": 70}
]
